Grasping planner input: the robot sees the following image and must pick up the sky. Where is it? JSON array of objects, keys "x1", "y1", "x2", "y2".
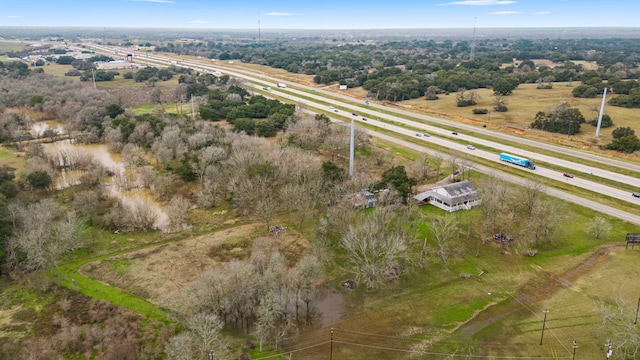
[{"x1": 1, "y1": 0, "x2": 639, "y2": 30}]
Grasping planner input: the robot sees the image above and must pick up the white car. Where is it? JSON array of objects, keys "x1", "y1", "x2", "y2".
[{"x1": 467, "y1": 145, "x2": 476, "y2": 150}]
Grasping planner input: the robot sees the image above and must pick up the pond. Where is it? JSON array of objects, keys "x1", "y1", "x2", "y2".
[{"x1": 43, "y1": 139, "x2": 170, "y2": 232}]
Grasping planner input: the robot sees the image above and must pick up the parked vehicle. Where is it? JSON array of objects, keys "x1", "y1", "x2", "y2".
[{"x1": 499, "y1": 153, "x2": 536, "y2": 170}]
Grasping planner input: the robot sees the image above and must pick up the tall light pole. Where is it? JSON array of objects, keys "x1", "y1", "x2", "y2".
[
  {"x1": 595, "y1": 87, "x2": 608, "y2": 138},
  {"x1": 539, "y1": 310, "x2": 549, "y2": 346},
  {"x1": 349, "y1": 117, "x2": 355, "y2": 177}
]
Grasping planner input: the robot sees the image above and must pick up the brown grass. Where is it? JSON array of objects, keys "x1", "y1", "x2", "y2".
[{"x1": 81, "y1": 223, "x2": 311, "y2": 303}]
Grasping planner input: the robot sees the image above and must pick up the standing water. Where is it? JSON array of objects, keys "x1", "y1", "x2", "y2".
[{"x1": 43, "y1": 140, "x2": 170, "y2": 231}]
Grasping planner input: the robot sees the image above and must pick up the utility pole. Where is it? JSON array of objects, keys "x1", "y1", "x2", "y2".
[
  {"x1": 348, "y1": 117, "x2": 354, "y2": 177},
  {"x1": 539, "y1": 310, "x2": 549, "y2": 346},
  {"x1": 330, "y1": 328, "x2": 334, "y2": 360},
  {"x1": 572, "y1": 339, "x2": 578, "y2": 360},
  {"x1": 605, "y1": 340, "x2": 612, "y2": 359},
  {"x1": 209, "y1": 351, "x2": 214, "y2": 360},
  {"x1": 191, "y1": 95, "x2": 195, "y2": 121},
  {"x1": 595, "y1": 87, "x2": 608, "y2": 137},
  {"x1": 635, "y1": 296, "x2": 640, "y2": 324}
]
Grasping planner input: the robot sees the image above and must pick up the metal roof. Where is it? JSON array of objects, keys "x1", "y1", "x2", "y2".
[{"x1": 414, "y1": 180, "x2": 481, "y2": 203}]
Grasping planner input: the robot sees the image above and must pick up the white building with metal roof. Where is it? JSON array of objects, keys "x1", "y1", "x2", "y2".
[{"x1": 413, "y1": 180, "x2": 481, "y2": 212}]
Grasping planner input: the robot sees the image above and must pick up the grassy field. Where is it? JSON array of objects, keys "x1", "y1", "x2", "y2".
[
  {"x1": 0, "y1": 145, "x2": 24, "y2": 172},
  {"x1": 74, "y1": 190, "x2": 639, "y2": 359},
  {"x1": 39, "y1": 62, "x2": 180, "y2": 90},
  {"x1": 0, "y1": 41, "x2": 26, "y2": 53}
]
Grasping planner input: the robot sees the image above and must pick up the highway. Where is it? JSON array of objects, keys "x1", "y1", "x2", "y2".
[{"x1": 84, "y1": 44, "x2": 640, "y2": 223}]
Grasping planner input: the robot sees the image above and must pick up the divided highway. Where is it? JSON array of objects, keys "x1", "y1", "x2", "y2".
[{"x1": 84, "y1": 44, "x2": 640, "y2": 224}]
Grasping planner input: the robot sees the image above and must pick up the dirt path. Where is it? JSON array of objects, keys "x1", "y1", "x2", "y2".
[{"x1": 453, "y1": 245, "x2": 619, "y2": 339}]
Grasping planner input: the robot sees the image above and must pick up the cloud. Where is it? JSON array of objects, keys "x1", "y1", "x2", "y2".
[
  {"x1": 534, "y1": 11, "x2": 551, "y2": 15},
  {"x1": 264, "y1": 12, "x2": 296, "y2": 16},
  {"x1": 188, "y1": 20, "x2": 209, "y2": 24},
  {"x1": 130, "y1": 0, "x2": 175, "y2": 3},
  {"x1": 491, "y1": 11, "x2": 522, "y2": 15},
  {"x1": 7, "y1": 15, "x2": 23, "y2": 18},
  {"x1": 439, "y1": 0, "x2": 516, "y2": 5}
]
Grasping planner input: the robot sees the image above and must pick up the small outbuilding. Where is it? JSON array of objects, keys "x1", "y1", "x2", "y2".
[{"x1": 413, "y1": 180, "x2": 481, "y2": 212}]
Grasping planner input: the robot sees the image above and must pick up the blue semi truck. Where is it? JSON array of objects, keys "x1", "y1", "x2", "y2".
[{"x1": 499, "y1": 153, "x2": 536, "y2": 170}]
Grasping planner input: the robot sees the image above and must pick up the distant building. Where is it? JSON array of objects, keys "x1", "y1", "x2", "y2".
[
  {"x1": 339, "y1": 85, "x2": 347, "y2": 90},
  {"x1": 95, "y1": 61, "x2": 145, "y2": 70},
  {"x1": 413, "y1": 180, "x2": 481, "y2": 212}
]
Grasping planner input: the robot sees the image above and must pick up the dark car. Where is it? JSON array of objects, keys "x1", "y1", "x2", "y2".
[
  {"x1": 423, "y1": 133, "x2": 430, "y2": 137},
  {"x1": 352, "y1": 113, "x2": 358, "y2": 116},
  {"x1": 452, "y1": 132, "x2": 458, "y2": 135},
  {"x1": 334, "y1": 109, "x2": 339, "y2": 112},
  {"x1": 633, "y1": 193, "x2": 640, "y2": 198},
  {"x1": 563, "y1": 173, "x2": 574, "y2": 178},
  {"x1": 362, "y1": 117, "x2": 367, "y2": 121}
]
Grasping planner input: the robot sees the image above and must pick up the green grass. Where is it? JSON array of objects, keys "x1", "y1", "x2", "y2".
[
  {"x1": 132, "y1": 102, "x2": 184, "y2": 115},
  {"x1": 0, "y1": 41, "x2": 26, "y2": 53},
  {"x1": 57, "y1": 258, "x2": 171, "y2": 324},
  {"x1": 0, "y1": 145, "x2": 24, "y2": 172}
]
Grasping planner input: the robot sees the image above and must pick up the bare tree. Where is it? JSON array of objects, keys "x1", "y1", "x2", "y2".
[
  {"x1": 6, "y1": 199, "x2": 84, "y2": 273},
  {"x1": 519, "y1": 181, "x2": 543, "y2": 215},
  {"x1": 254, "y1": 290, "x2": 290, "y2": 352},
  {"x1": 129, "y1": 122, "x2": 153, "y2": 146},
  {"x1": 588, "y1": 216, "x2": 612, "y2": 239},
  {"x1": 121, "y1": 144, "x2": 146, "y2": 167},
  {"x1": 165, "y1": 333, "x2": 196, "y2": 360},
  {"x1": 341, "y1": 207, "x2": 409, "y2": 289},
  {"x1": 286, "y1": 117, "x2": 329, "y2": 150},
  {"x1": 524, "y1": 199, "x2": 570, "y2": 248},
  {"x1": 72, "y1": 189, "x2": 100, "y2": 225},
  {"x1": 150, "y1": 87, "x2": 163, "y2": 104},
  {"x1": 279, "y1": 177, "x2": 323, "y2": 228},
  {"x1": 103, "y1": 126, "x2": 124, "y2": 153},
  {"x1": 408, "y1": 154, "x2": 430, "y2": 182},
  {"x1": 600, "y1": 295, "x2": 640, "y2": 358},
  {"x1": 432, "y1": 153, "x2": 444, "y2": 180},
  {"x1": 186, "y1": 312, "x2": 229, "y2": 359},
  {"x1": 166, "y1": 195, "x2": 192, "y2": 232},
  {"x1": 430, "y1": 215, "x2": 459, "y2": 270}
]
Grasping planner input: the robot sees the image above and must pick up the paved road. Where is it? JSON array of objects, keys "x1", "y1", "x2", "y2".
[{"x1": 84, "y1": 44, "x2": 640, "y2": 223}]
